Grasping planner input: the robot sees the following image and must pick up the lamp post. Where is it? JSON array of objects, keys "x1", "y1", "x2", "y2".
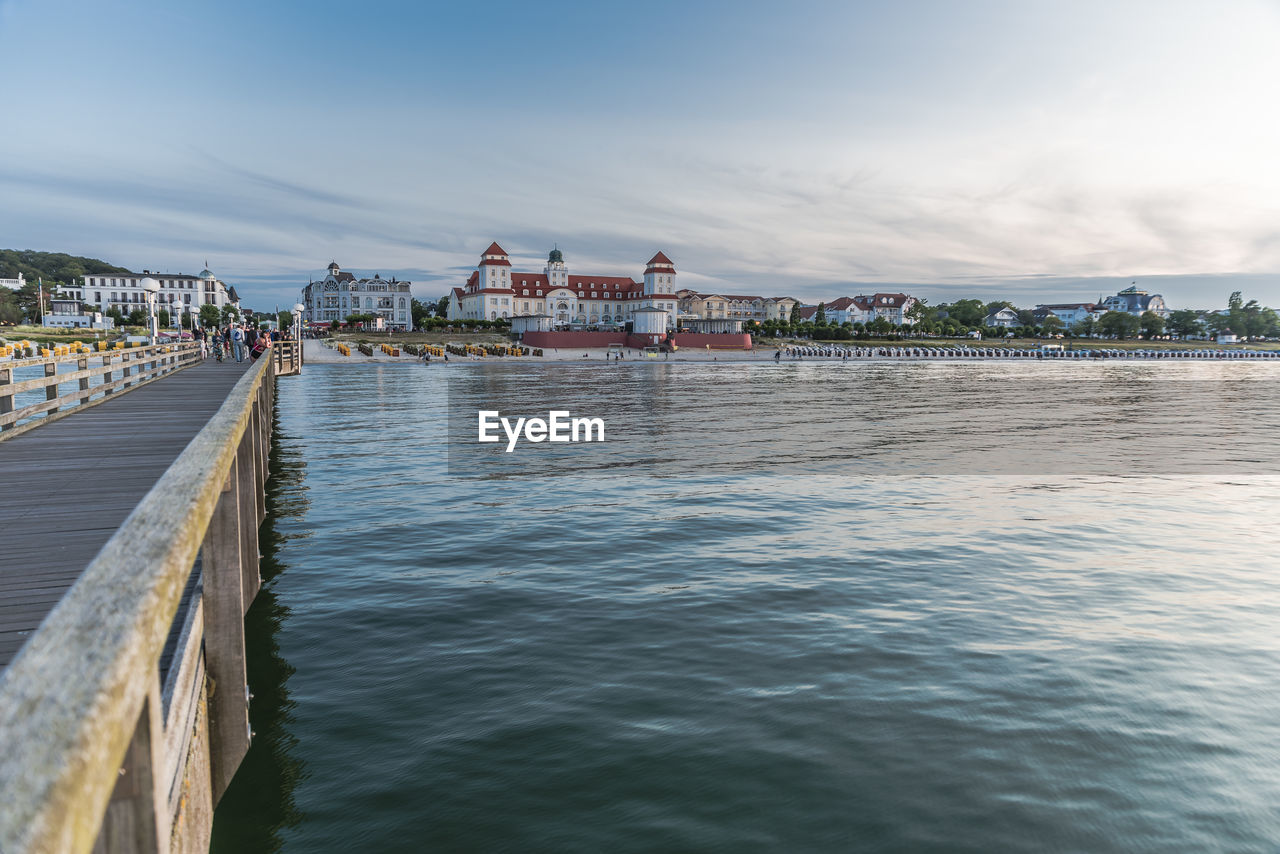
[
  {"x1": 293, "y1": 303, "x2": 305, "y2": 341},
  {"x1": 140, "y1": 277, "x2": 160, "y2": 344}
]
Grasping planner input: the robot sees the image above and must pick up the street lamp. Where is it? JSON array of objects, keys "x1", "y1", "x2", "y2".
[
  {"x1": 293, "y1": 303, "x2": 305, "y2": 341},
  {"x1": 140, "y1": 277, "x2": 160, "y2": 343}
]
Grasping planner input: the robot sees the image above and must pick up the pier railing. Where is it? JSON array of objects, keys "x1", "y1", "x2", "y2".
[
  {"x1": 274, "y1": 338, "x2": 302, "y2": 376},
  {"x1": 0, "y1": 342, "x2": 200, "y2": 438},
  {"x1": 0, "y1": 351, "x2": 276, "y2": 853}
]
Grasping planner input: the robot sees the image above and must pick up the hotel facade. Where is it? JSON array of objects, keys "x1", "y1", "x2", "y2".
[
  {"x1": 71, "y1": 267, "x2": 236, "y2": 319},
  {"x1": 300, "y1": 262, "x2": 414, "y2": 329},
  {"x1": 677, "y1": 291, "x2": 799, "y2": 324},
  {"x1": 449, "y1": 243, "x2": 681, "y2": 330}
]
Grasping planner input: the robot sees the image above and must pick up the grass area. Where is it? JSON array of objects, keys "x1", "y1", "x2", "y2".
[{"x1": 0, "y1": 324, "x2": 144, "y2": 346}]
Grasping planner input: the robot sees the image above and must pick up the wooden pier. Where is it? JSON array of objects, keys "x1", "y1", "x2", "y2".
[{"x1": 0, "y1": 341, "x2": 301, "y2": 853}]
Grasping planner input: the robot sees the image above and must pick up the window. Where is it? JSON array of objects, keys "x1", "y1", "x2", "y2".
[{"x1": 578, "y1": 291, "x2": 584, "y2": 297}]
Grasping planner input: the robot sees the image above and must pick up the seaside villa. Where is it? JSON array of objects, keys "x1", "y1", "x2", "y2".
[{"x1": 300, "y1": 262, "x2": 413, "y2": 330}]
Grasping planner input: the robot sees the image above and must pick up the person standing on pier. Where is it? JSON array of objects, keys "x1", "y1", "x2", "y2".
[{"x1": 231, "y1": 324, "x2": 246, "y2": 363}]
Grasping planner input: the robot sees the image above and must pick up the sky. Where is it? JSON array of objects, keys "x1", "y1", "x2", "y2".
[{"x1": 1, "y1": 0, "x2": 1278, "y2": 311}]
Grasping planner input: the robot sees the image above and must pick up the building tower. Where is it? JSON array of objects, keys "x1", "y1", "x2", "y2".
[
  {"x1": 643, "y1": 252, "x2": 676, "y2": 296},
  {"x1": 478, "y1": 242, "x2": 511, "y2": 290},
  {"x1": 643, "y1": 251, "x2": 677, "y2": 329},
  {"x1": 544, "y1": 246, "x2": 569, "y2": 290},
  {"x1": 328, "y1": 261, "x2": 340, "y2": 278}
]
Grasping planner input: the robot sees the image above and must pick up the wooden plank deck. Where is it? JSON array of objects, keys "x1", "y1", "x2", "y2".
[{"x1": 0, "y1": 359, "x2": 254, "y2": 669}]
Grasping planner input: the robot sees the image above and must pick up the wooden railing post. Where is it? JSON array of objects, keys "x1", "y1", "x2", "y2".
[
  {"x1": 200, "y1": 465, "x2": 250, "y2": 804},
  {"x1": 92, "y1": 682, "x2": 169, "y2": 854},
  {"x1": 44, "y1": 362, "x2": 58, "y2": 415},
  {"x1": 0, "y1": 368, "x2": 12, "y2": 431},
  {"x1": 234, "y1": 427, "x2": 260, "y2": 612},
  {"x1": 102, "y1": 355, "x2": 114, "y2": 396},
  {"x1": 79, "y1": 357, "x2": 90, "y2": 406},
  {"x1": 122, "y1": 353, "x2": 132, "y2": 389}
]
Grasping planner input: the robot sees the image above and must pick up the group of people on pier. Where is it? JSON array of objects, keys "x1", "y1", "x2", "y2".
[{"x1": 194, "y1": 323, "x2": 282, "y2": 365}]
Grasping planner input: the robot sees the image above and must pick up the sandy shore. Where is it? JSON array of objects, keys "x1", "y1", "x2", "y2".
[
  {"x1": 303, "y1": 339, "x2": 1277, "y2": 366},
  {"x1": 302, "y1": 339, "x2": 777, "y2": 364}
]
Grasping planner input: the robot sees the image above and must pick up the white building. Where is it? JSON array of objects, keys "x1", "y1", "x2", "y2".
[
  {"x1": 42, "y1": 298, "x2": 113, "y2": 329},
  {"x1": 677, "y1": 290, "x2": 798, "y2": 323},
  {"x1": 0, "y1": 273, "x2": 25, "y2": 290},
  {"x1": 799, "y1": 293, "x2": 919, "y2": 325},
  {"x1": 984, "y1": 306, "x2": 1019, "y2": 328},
  {"x1": 1033, "y1": 303, "x2": 1096, "y2": 328},
  {"x1": 1095, "y1": 284, "x2": 1168, "y2": 318},
  {"x1": 300, "y1": 262, "x2": 413, "y2": 329},
  {"x1": 448, "y1": 244, "x2": 680, "y2": 331},
  {"x1": 77, "y1": 267, "x2": 233, "y2": 321}
]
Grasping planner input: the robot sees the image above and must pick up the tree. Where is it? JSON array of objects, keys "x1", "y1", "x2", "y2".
[
  {"x1": 220, "y1": 304, "x2": 241, "y2": 325},
  {"x1": 0, "y1": 249, "x2": 130, "y2": 289},
  {"x1": 411, "y1": 298, "x2": 431, "y2": 327},
  {"x1": 1015, "y1": 308, "x2": 1036, "y2": 327},
  {"x1": 1167, "y1": 309, "x2": 1203, "y2": 339},
  {"x1": 180, "y1": 311, "x2": 193, "y2": 329},
  {"x1": 942, "y1": 299, "x2": 987, "y2": 327},
  {"x1": 1205, "y1": 312, "x2": 1231, "y2": 336},
  {"x1": 199, "y1": 304, "x2": 221, "y2": 328},
  {"x1": 1139, "y1": 310, "x2": 1165, "y2": 339},
  {"x1": 106, "y1": 306, "x2": 124, "y2": 326},
  {"x1": 790, "y1": 302, "x2": 801, "y2": 325},
  {"x1": 278, "y1": 310, "x2": 294, "y2": 330},
  {"x1": 1072, "y1": 315, "x2": 1095, "y2": 337},
  {"x1": 906, "y1": 298, "x2": 931, "y2": 326},
  {"x1": 1228, "y1": 291, "x2": 1244, "y2": 311},
  {"x1": 1039, "y1": 315, "x2": 1063, "y2": 336},
  {"x1": 814, "y1": 302, "x2": 826, "y2": 325},
  {"x1": 435, "y1": 295, "x2": 450, "y2": 318},
  {"x1": 1098, "y1": 310, "x2": 1139, "y2": 339},
  {"x1": 157, "y1": 308, "x2": 171, "y2": 328},
  {"x1": 127, "y1": 309, "x2": 147, "y2": 326},
  {"x1": 0, "y1": 290, "x2": 22, "y2": 325}
]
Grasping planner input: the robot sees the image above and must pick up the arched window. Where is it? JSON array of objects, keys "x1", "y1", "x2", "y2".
[
  {"x1": 399, "y1": 298, "x2": 406, "y2": 308},
  {"x1": 365, "y1": 297, "x2": 372, "y2": 309}
]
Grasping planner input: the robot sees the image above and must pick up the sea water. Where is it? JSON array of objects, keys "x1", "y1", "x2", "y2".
[{"x1": 212, "y1": 362, "x2": 1280, "y2": 853}]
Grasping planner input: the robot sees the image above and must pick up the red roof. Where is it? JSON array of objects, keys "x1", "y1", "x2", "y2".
[
  {"x1": 646, "y1": 251, "x2": 674, "y2": 267},
  {"x1": 481, "y1": 241, "x2": 508, "y2": 257}
]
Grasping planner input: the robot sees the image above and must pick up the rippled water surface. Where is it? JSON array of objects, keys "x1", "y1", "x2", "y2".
[{"x1": 213, "y1": 362, "x2": 1280, "y2": 853}]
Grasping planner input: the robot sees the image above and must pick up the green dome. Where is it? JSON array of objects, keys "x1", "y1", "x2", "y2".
[{"x1": 548, "y1": 247, "x2": 563, "y2": 263}]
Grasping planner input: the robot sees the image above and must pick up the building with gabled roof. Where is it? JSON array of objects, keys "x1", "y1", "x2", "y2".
[{"x1": 677, "y1": 289, "x2": 798, "y2": 324}]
